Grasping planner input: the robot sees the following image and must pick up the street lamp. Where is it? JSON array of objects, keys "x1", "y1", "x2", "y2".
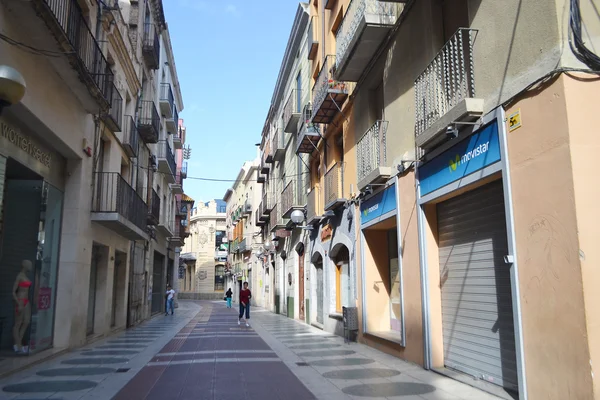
[
  {"x1": 264, "y1": 240, "x2": 273, "y2": 251},
  {"x1": 290, "y1": 209, "x2": 304, "y2": 225},
  {"x1": 0, "y1": 66, "x2": 26, "y2": 115}
]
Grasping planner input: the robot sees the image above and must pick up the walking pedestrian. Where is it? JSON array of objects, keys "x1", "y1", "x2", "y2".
[
  {"x1": 238, "y1": 281, "x2": 251, "y2": 327},
  {"x1": 225, "y1": 287, "x2": 233, "y2": 308},
  {"x1": 165, "y1": 285, "x2": 175, "y2": 316}
]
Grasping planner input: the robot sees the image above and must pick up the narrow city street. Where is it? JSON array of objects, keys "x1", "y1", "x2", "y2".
[{"x1": 0, "y1": 301, "x2": 500, "y2": 400}]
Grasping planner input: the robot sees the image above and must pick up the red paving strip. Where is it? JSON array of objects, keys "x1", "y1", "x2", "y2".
[{"x1": 113, "y1": 303, "x2": 316, "y2": 400}]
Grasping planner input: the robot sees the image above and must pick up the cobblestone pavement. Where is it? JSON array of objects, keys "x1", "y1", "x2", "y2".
[{"x1": 0, "y1": 301, "x2": 505, "y2": 400}]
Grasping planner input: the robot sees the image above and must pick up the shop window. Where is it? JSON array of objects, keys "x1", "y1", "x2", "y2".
[{"x1": 215, "y1": 265, "x2": 225, "y2": 291}]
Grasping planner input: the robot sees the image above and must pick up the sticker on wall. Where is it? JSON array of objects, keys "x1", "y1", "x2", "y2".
[{"x1": 508, "y1": 109, "x2": 522, "y2": 132}]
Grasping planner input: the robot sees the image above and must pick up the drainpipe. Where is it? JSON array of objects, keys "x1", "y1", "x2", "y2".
[{"x1": 321, "y1": 0, "x2": 325, "y2": 62}]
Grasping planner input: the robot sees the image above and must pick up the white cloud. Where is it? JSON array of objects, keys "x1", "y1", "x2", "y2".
[{"x1": 225, "y1": 4, "x2": 241, "y2": 17}]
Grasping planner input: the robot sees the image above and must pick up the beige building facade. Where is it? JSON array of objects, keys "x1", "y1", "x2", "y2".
[{"x1": 0, "y1": 0, "x2": 187, "y2": 375}]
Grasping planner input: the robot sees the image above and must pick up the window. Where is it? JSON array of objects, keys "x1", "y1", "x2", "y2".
[{"x1": 214, "y1": 265, "x2": 225, "y2": 291}]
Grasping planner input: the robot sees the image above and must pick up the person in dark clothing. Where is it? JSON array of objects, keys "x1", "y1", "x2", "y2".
[
  {"x1": 225, "y1": 288, "x2": 233, "y2": 308},
  {"x1": 238, "y1": 282, "x2": 251, "y2": 327}
]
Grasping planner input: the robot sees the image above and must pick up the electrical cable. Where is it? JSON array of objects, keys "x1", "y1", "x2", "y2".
[
  {"x1": 0, "y1": 33, "x2": 75, "y2": 57},
  {"x1": 569, "y1": 0, "x2": 600, "y2": 71}
]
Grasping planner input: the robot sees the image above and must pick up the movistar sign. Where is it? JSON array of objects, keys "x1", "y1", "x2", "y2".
[{"x1": 419, "y1": 121, "x2": 501, "y2": 196}]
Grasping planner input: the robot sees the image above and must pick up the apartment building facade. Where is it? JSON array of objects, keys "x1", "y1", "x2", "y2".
[
  {"x1": 179, "y1": 200, "x2": 227, "y2": 300},
  {"x1": 224, "y1": 160, "x2": 263, "y2": 304},
  {"x1": 252, "y1": 0, "x2": 600, "y2": 399},
  {"x1": 0, "y1": 0, "x2": 187, "y2": 373}
]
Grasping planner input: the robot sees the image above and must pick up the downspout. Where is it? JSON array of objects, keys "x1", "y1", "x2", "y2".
[{"x1": 321, "y1": 0, "x2": 325, "y2": 62}]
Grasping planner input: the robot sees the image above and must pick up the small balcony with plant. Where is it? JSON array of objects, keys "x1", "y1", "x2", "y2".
[
  {"x1": 335, "y1": 0, "x2": 402, "y2": 82},
  {"x1": 357, "y1": 120, "x2": 390, "y2": 190},
  {"x1": 311, "y1": 55, "x2": 352, "y2": 125},
  {"x1": 414, "y1": 28, "x2": 481, "y2": 150},
  {"x1": 138, "y1": 100, "x2": 160, "y2": 143},
  {"x1": 297, "y1": 103, "x2": 321, "y2": 154}
]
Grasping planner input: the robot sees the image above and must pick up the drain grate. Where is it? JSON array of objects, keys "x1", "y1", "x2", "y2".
[
  {"x1": 115, "y1": 368, "x2": 130, "y2": 373},
  {"x1": 296, "y1": 362, "x2": 309, "y2": 366}
]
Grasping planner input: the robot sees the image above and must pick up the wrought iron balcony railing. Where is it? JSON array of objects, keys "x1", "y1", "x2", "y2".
[
  {"x1": 157, "y1": 140, "x2": 176, "y2": 177},
  {"x1": 148, "y1": 188, "x2": 160, "y2": 225},
  {"x1": 283, "y1": 89, "x2": 302, "y2": 134},
  {"x1": 142, "y1": 23, "x2": 160, "y2": 70},
  {"x1": 138, "y1": 100, "x2": 160, "y2": 143},
  {"x1": 312, "y1": 55, "x2": 352, "y2": 124},
  {"x1": 273, "y1": 126, "x2": 285, "y2": 161},
  {"x1": 415, "y1": 28, "x2": 478, "y2": 138},
  {"x1": 307, "y1": 186, "x2": 322, "y2": 224},
  {"x1": 281, "y1": 180, "x2": 306, "y2": 218},
  {"x1": 324, "y1": 162, "x2": 345, "y2": 210},
  {"x1": 335, "y1": 0, "x2": 400, "y2": 80},
  {"x1": 40, "y1": 0, "x2": 113, "y2": 107},
  {"x1": 101, "y1": 81, "x2": 123, "y2": 132},
  {"x1": 160, "y1": 83, "x2": 175, "y2": 117},
  {"x1": 357, "y1": 120, "x2": 388, "y2": 183},
  {"x1": 92, "y1": 172, "x2": 147, "y2": 232},
  {"x1": 122, "y1": 116, "x2": 139, "y2": 158}
]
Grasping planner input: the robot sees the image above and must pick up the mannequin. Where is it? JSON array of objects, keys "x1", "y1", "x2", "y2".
[{"x1": 12, "y1": 260, "x2": 32, "y2": 354}]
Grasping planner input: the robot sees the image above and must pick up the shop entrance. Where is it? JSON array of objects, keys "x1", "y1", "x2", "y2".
[
  {"x1": 87, "y1": 246, "x2": 100, "y2": 335},
  {"x1": 0, "y1": 157, "x2": 63, "y2": 354},
  {"x1": 111, "y1": 251, "x2": 127, "y2": 328},
  {"x1": 435, "y1": 180, "x2": 518, "y2": 392}
]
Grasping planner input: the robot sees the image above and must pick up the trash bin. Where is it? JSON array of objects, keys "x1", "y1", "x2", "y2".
[{"x1": 342, "y1": 306, "x2": 358, "y2": 343}]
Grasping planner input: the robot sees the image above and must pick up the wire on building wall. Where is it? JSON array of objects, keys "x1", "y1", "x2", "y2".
[{"x1": 569, "y1": 0, "x2": 600, "y2": 71}]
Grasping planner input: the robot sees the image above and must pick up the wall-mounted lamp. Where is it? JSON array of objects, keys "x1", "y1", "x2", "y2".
[{"x1": 0, "y1": 65, "x2": 26, "y2": 115}]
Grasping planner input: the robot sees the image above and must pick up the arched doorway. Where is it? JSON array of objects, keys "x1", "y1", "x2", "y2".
[
  {"x1": 311, "y1": 252, "x2": 324, "y2": 325},
  {"x1": 330, "y1": 244, "x2": 350, "y2": 315}
]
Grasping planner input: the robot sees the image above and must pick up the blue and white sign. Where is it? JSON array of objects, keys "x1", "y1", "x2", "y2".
[
  {"x1": 419, "y1": 121, "x2": 501, "y2": 196},
  {"x1": 360, "y1": 184, "x2": 397, "y2": 227}
]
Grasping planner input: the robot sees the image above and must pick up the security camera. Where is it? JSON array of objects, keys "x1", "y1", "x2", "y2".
[{"x1": 446, "y1": 125, "x2": 458, "y2": 139}]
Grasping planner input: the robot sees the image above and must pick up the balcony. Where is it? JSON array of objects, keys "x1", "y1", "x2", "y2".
[
  {"x1": 311, "y1": 55, "x2": 351, "y2": 124},
  {"x1": 138, "y1": 101, "x2": 160, "y2": 143},
  {"x1": 170, "y1": 174, "x2": 183, "y2": 195},
  {"x1": 269, "y1": 203, "x2": 286, "y2": 232},
  {"x1": 263, "y1": 137, "x2": 273, "y2": 164},
  {"x1": 257, "y1": 175, "x2": 266, "y2": 184},
  {"x1": 122, "y1": 116, "x2": 140, "y2": 159},
  {"x1": 142, "y1": 23, "x2": 160, "y2": 70},
  {"x1": 335, "y1": 0, "x2": 401, "y2": 82},
  {"x1": 239, "y1": 238, "x2": 248, "y2": 253},
  {"x1": 166, "y1": 105, "x2": 178, "y2": 133},
  {"x1": 147, "y1": 188, "x2": 160, "y2": 226},
  {"x1": 281, "y1": 181, "x2": 306, "y2": 218},
  {"x1": 243, "y1": 200, "x2": 252, "y2": 216},
  {"x1": 102, "y1": 81, "x2": 123, "y2": 132},
  {"x1": 169, "y1": 220, "x2": 185, "y2": 247},
  {"x1": 262, "y1": 192, "x2": 274, "y2": 216},
  {"x1": 324, "y1": 162, "x2": 346, "y2": 210},
  {"x1": 357, "y1": 120, "x2": 391, "y2": 190},
  {"x1": 91, "y1": 172, "x2": 148, "y2": 240},
  {"x1": 284, "y1": 90, "x2": 302, "y2": 134},
  {"x1": 296, "y1": 119, "x2": 321, "y2": 155},
  {"x1": 177, "y1": 200, "x2": 188, "y2": 216},
  {"x1": 307, "y1": 186, "x2": 323, "y2": 225},
  {"x1": 273, "y1": 127, "x2": 286, "y2": 161},
  {"x1": 256, "y1": 209, "x2": 267, "y2": 226},
  {"x1": 157, "y1": 141, "x2": 177, "y2": 183},
  {"x1": 415, "y1": 28, "x2": 482, "y2": 150},
  {"x1": 158, "y1": 217, "x2": 174, "y2": 237},
  {"x1": 307, "y1": 16, "x2": 319, "y2": 61},
  {"x1": 181, "y1": 161, "x2": 188, "y2": 178},
  {"x1": 159, "y1": 83, "x2": 175, "y2": 118},
  {"x1": 260, "y1": 159, "x2": 270, "y2": 175},
  {"x1": 34, "y1": 0, "x2": 113, "y2": 110},
  {"x1": 173, "y1": 126, "x2": 183, "y2": 149}
]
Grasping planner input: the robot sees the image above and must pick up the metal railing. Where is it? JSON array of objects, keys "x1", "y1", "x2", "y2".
[
  {"x1": 281, "y1": 180, "x2": 306, "y2": 215},
  {"x1": 262, "y1": 138, "x2": 272, "y2": 163},
  {"x1": 273, "y1": 126, "x2": 284, "y2": 151},
  {"x1": 415, "y1": 28, "x2": 477, "y2": 137},
  {"x1": 160, "y1": 83, "x2": 175, "y2": 113},
  {"x1": 271, "y1": 203, "x2": 281, "y2": 228},
  {"x1": 181, "y1": 161, "x2": 188, "y2": 178},
  {"x1": 357, "y1": 120, "x2": 388, "y2": 182},
  {"x1": 172, "y1": 106, "x2": 179, "y2": 129},
  {"x1": 312, "y1": 55, "x2": 350, "y2": 121},
  {"x1": 142, "y1": 22, "x2": 160, "y2": 69},
  {"x1": 150, "y1": 189, "x2": 160, "y2": 223},
  {"x1": 336, "y1": 0, "x2": 400, "y2": 72},
  {"x1": 324, "y1": 162, "x2": 344, "y2": 206},
  {"x1": 42, "y1": 0, "x2": 113, "y2": 104},
  {"x1": 108, "y1": 82, "x2": 123, "y2": 130},
  {"x1": 138, "y1": 100, "x2": 160, "y2": 140},
  {"x1": 307, "y1": 186, "x2": 321, "y2": 222},
  {"x1": 308, "y1": 15, "x2": 319, "y2": 60},
  {"x1": 283, "y1": 89, "x2": 302, "y2": 131},
  {"x1": 123, "y1": 116, "x2": 139, "y2": 157},
  {"x1": 157, "y1": 140, "x2": 176, "y2": 176},
  {"x1": 92, "y1": 172, "x2": 147, "y2": 232}
]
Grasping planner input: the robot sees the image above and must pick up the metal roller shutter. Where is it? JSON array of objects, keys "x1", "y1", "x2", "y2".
[{"x1": 437, "y1": 180, "x2": 518, "y2": 391}]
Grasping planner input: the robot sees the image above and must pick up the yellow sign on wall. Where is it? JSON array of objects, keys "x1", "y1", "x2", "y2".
[{"x1": 508, "y1": 109, "x2": 522, "y2": 132}]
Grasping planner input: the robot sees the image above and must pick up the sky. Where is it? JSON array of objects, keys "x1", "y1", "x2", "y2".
[{"x1": 164, "y1": 0, "x2": 300, "y2": 204}]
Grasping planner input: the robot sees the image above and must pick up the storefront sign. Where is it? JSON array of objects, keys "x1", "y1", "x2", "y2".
[
  {"x1": 419, "y1": 121, "x2": 501, "y2": 196},
  {"x1": 37, "y1": 287, "x2": 52, "y2": 310},
  {"x1": 360, "y1": 184, "x2": 397, "y2": 227},
  {"x1": 0, "y1": 121, "x2": 52, "y2": 167}
]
